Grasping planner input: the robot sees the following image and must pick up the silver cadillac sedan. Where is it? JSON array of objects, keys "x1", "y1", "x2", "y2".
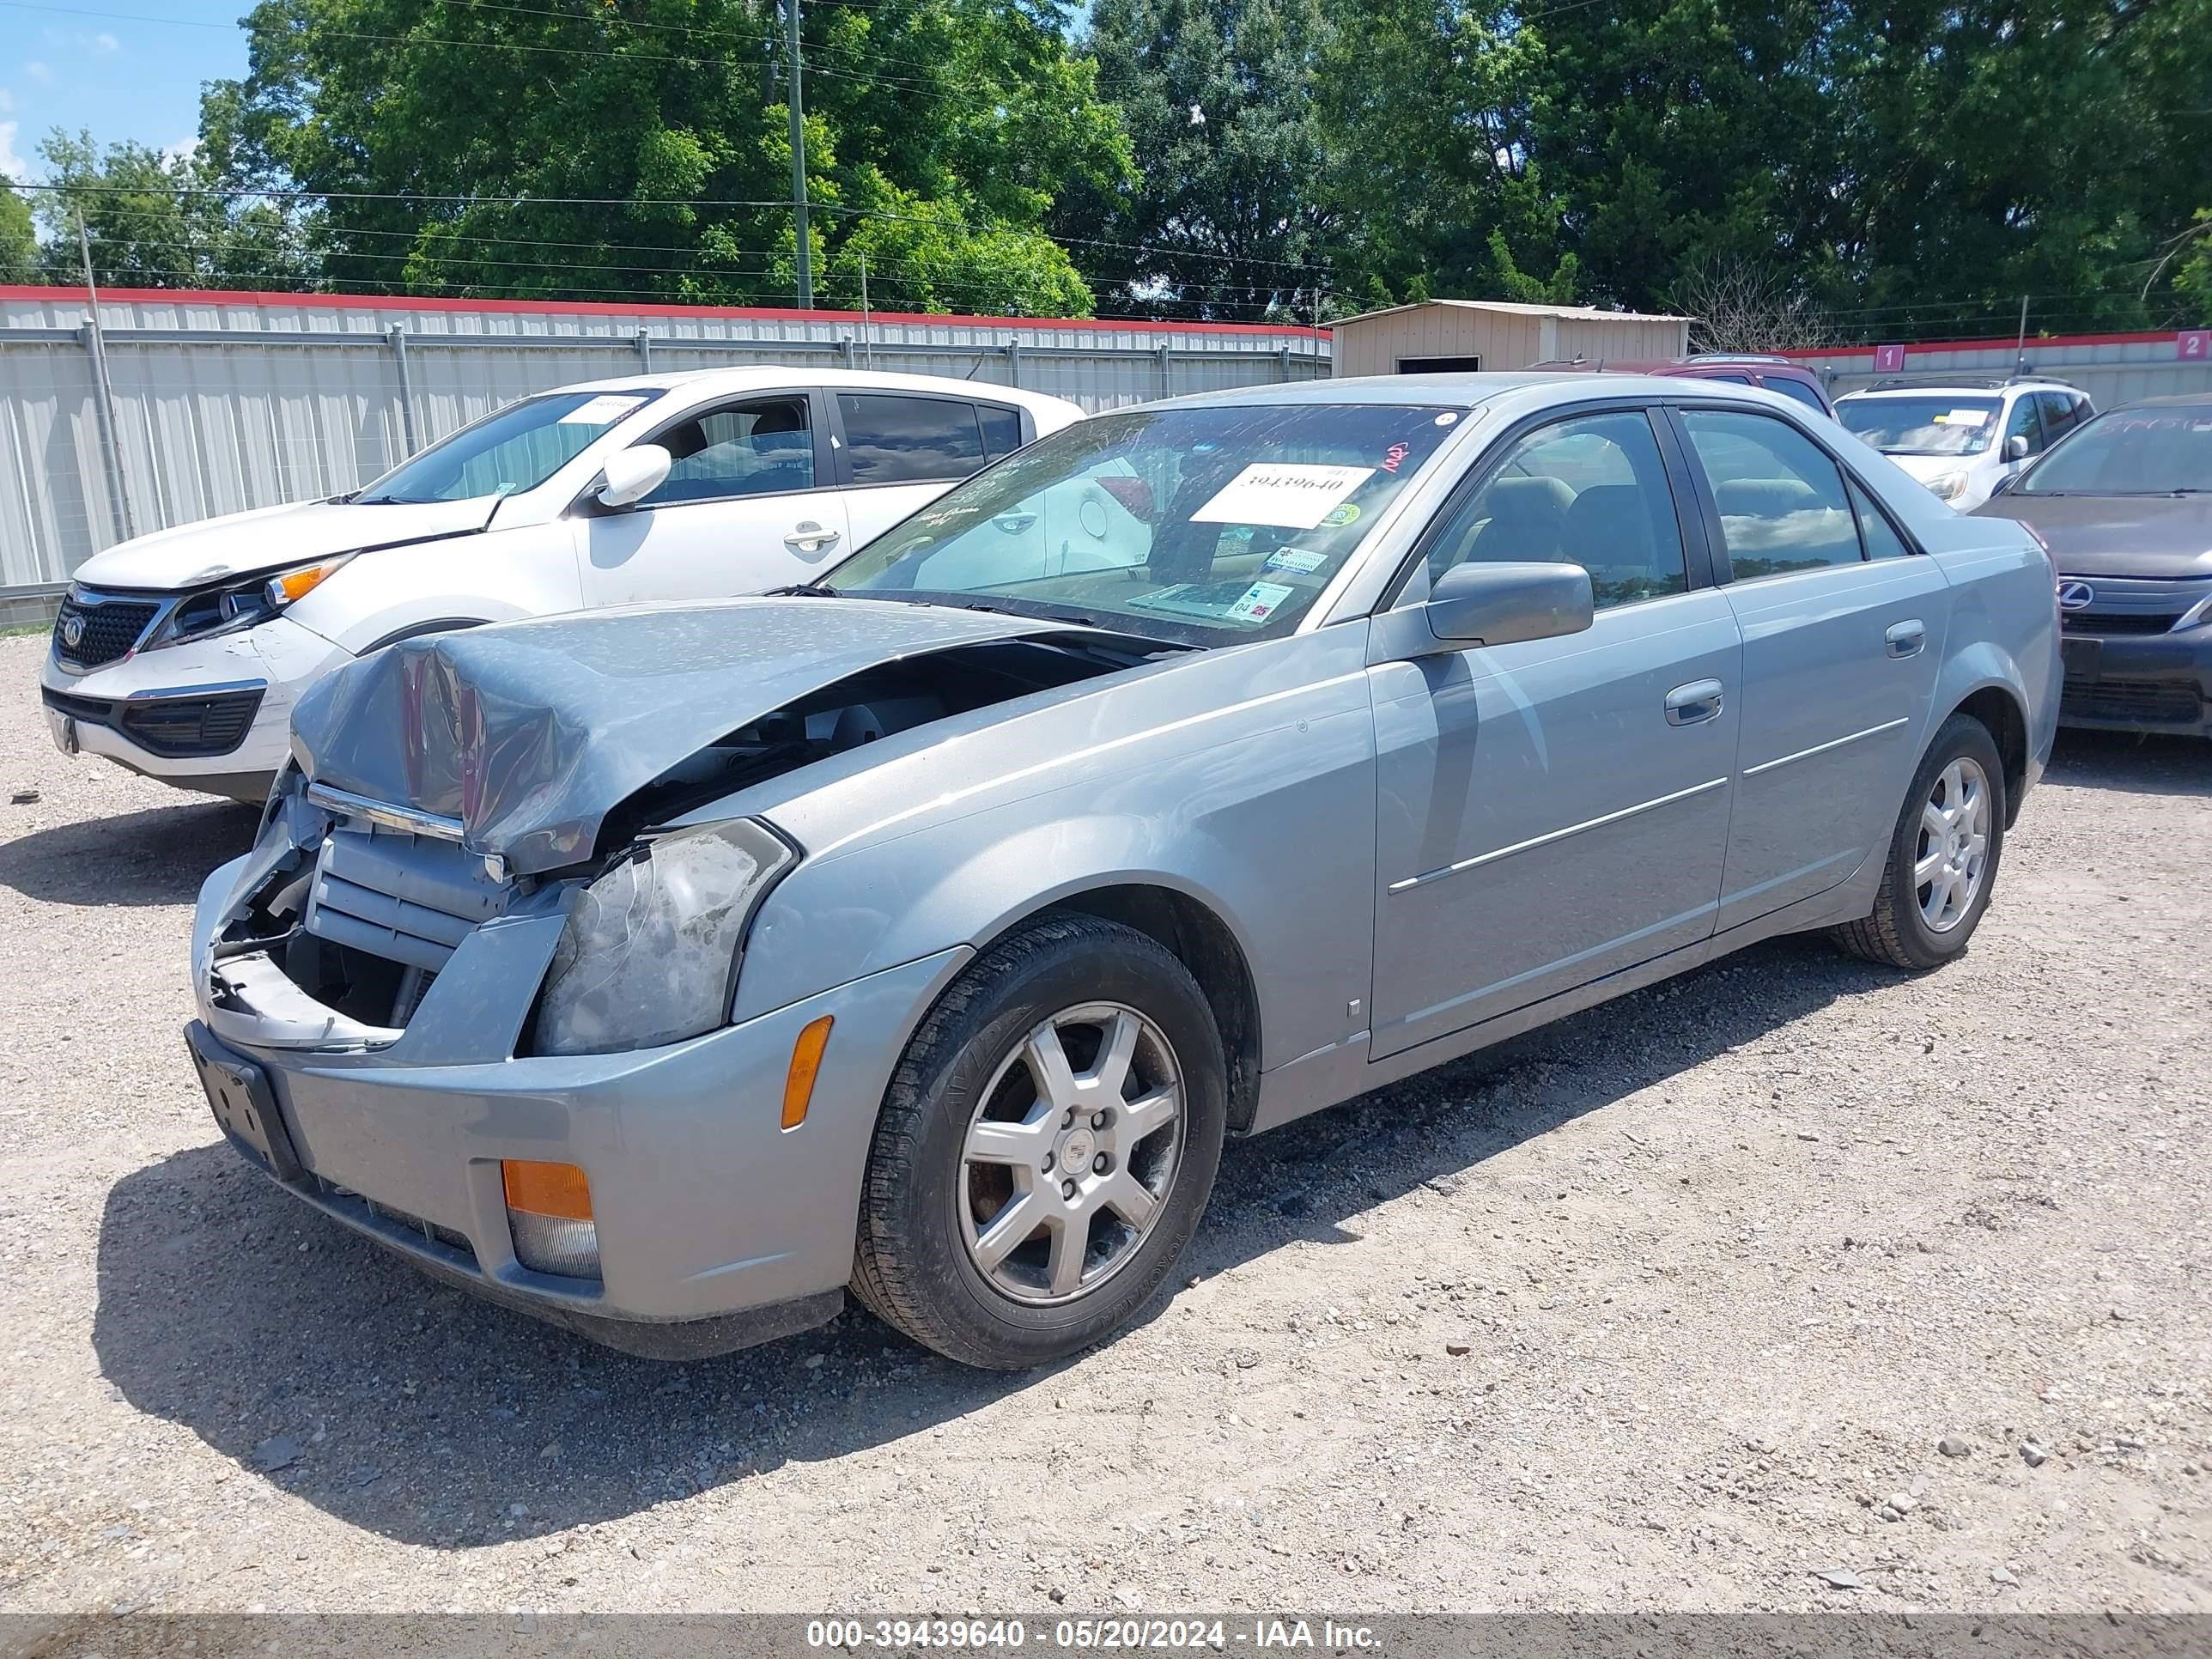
[{"x1": 185, "y1": 373, "x2": 2060, "y2": 1369}]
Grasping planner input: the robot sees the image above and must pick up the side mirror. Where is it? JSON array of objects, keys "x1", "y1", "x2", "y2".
[
  {"x1": 2004, "y1": 434, "x2": 2030, "y2": 462},
  {"x1": 595, "y1": 443, "x2": 673, "y2": 510},
  {"x1": 1424, "y1": 560, "x2": 1595, "y2": 649}
]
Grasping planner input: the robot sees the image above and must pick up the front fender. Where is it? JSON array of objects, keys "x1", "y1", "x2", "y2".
[{"x1": 736, "y1": 704, "x2": 1381, "y2": 1074}]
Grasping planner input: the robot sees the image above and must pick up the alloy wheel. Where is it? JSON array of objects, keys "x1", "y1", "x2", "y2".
[
  {"x1": 1916, "y1": 756, "x2": 1991, "y2": 933},
  {"x1": 957, "y1": 1002, "x2": 1186, "y2": 1305}
]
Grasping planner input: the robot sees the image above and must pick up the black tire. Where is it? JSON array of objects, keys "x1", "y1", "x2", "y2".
[
  {"x1": 1832, "y1": 712, "x2": 2008, "y2": 970},
  {"x1": 852, "y1": 914, "x2": 1227, "y2": 1370}
]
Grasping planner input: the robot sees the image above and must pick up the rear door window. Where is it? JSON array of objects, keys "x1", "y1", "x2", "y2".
[
  {"x1": 1680, "y1": 409, "x2": 1865, "y2": 578},
  {"x1": 839, "y1": 394, "x2": 988, "y2": 485},
  {"x1": 1761, "y1": 375, "x2": 1831, "y2": 414},
  {"x1": 976, "y1": 403, "x2": 1026, "y2": 459}
]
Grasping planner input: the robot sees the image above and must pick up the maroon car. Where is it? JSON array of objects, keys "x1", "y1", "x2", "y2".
[{"x1": 1531, "y1": 353, "x2": 1837, "y2": 416}]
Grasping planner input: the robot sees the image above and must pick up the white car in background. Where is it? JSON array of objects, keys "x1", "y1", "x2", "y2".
[
  {"x1": 40, "y1": 368, "x2": 1085, "y2": 799},
  {"x1": 1835, "y1": 376, "x2": 2094, "y2": 511}
]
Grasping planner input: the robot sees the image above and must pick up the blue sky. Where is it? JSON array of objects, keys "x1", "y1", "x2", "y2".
[{"x1": 3, "y1": 1, "x2": 250, "y2": 183}]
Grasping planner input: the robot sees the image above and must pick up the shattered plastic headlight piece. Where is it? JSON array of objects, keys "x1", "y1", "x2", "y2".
[{"x1": 532, "y1": 818, "x2": 798, "y2": 1058}]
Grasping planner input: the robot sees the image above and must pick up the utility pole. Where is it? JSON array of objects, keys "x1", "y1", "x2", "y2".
[
  {"x1": 785, "y1": 0, "x2": 812, "y2": 309},
  {"x1": 2013, "y1": 295, "x2": 2030, "y2": 377},
  {"x1": 77, "y1": 211, "x2": 137, "y2": 541},
  {"x1": 859, "y1": 252, "x2": 872, "y2": 367}
]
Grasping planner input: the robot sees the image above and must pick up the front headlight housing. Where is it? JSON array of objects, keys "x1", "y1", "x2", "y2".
[
  {"x1": 155, "y1": 556, "x2": 352, "y2": 650},
  {"x1": 532, "y1": 818, "x2": 797, "y2": 1058},
  {"x1": 1927, "y1": 471, "x2": 1968, "y2": 501}
]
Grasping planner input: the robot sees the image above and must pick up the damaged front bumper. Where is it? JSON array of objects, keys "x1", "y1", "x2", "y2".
[{"x1": 186, "y1": 798, "x2": 969, "y2": 1358}]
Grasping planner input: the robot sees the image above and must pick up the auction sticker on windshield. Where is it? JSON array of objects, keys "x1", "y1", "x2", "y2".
[
  {"x1": 1937, "y1": 409, "x2": 1990, "y2": 426},
  {"x1": 1225, "y1": 580, "x2": 1297, "y2": 624},
  {"x1": 558, "y1": 394, "x2": 650, "y2": 426},
  {"x1": 1192, "y1": 464, "x2": 1376, "y2": 529}
]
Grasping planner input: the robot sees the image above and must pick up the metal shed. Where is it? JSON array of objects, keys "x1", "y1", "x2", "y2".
[{"x1": 1330, "y1": 300, "x2": 1692, "y2": 380}]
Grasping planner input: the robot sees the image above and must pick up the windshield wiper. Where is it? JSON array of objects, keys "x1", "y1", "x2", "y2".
[{"x1": 764, "y1": 580, "x2": 839, "y2": 597}]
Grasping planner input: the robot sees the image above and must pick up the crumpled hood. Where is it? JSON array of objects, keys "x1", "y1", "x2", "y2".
[
  {"x1": 69, "y1": 495, "x2": 499, "y2": 591},
  {"x1": 1971, "y1": 493, "x2": 2212, "y2": 579},
  {"x1": 289, "y1": 598, "x2": 1087, "y2": 873}
]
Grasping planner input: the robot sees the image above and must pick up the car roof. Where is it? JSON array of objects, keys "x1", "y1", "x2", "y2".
[
  {"x1": 2117, "y1": 393, "x2": 2212, "y2": 410},
  {"x1": 1839, "y1": 380, "x2": 2074, "y2": 398},
  {"x1": 1138, "y1": 370, "x2": 1828, "y2": 417},
  {"x1": 1144, "y1": 371, "x2": 1626, "y2": 411},
  {"x1": 544, "y1": 364, "x2": 1079, "y2": 413}
]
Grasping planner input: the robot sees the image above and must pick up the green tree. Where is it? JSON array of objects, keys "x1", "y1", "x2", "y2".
[
  {"x1": 2176, "y1": 215, "x2": 2212, "y2": 326},
  {"x1": 198, "y1": 0, "x2": 1130, "y2": 314},
  {"x1": 34, "y1": 129, "x2": 313, "y2": 289},
  {"x1": 0, "y1": 181, "x2": 35, "y2": 281},
  {"x1": 1054, "y1": 0, "x2": 1342, "y2": 320}
]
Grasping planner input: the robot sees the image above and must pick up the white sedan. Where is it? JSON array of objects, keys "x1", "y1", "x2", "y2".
[{"x1": 39, "y1": 368, "x2": 1085, "y2": 799}]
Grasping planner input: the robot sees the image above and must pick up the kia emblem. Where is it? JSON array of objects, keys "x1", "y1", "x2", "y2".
[{"x1": 59, "y1": 613, "x2": 86, "y2": 648}]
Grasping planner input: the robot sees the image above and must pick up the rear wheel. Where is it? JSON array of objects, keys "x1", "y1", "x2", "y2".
[
  {"x1": 1832, "y1": 712, "x2": 2006, "y2": 969},
  {"x1": 852, "y1": 915, "x2": 1226, "y2": 1369}
]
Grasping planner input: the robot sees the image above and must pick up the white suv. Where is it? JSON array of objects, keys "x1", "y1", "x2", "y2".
[
  {"x1": 40, "y1": 368, "x2": 1084, "y2": 799},
  {"x1": 1836, "y1": 377, "x2": 2094, "y2": 511}
]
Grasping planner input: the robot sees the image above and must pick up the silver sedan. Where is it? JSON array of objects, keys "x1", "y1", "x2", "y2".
[{"x1": 184, "y1": 373, "x2": 2061, "y2": 1368}]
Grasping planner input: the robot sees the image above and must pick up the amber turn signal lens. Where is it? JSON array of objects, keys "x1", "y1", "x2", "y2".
[
  {"x1": 267, "y1": 562, "x2": 340, "y2": 605},
  {"x1": 501, "y1": 1158, "x2": 593, "y2": 1220},
  {"x1": 781, "y1": 1015, "x2": 834, "y2": 1129}
]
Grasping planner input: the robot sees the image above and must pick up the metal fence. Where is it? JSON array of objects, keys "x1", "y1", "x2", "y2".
[
  {"x1": 1787, "y1": 331, "x2": 2212, "y2": 407},
  {"x1": 0, "y1": 286, "x2": 1333, "y2": 599}
]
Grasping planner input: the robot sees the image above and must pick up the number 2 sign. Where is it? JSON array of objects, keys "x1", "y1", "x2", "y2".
[{"x1": 2182, "y1": 330, "x2": 2211, "y2": 362}]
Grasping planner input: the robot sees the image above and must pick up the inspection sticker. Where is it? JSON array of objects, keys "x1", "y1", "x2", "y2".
[
  {"x1": 1262, "y1": 547, "x2": 1329, "y2": 575},
  {"x1": 1191, "y1": 464, "x2": 1375, "y2": 529},
  {"x1": 558, "y1": 394, "x2": 650, "y2": 426},
  {"x1": 1225, "y1": 580, "x2": 1297, "y2": 624}
]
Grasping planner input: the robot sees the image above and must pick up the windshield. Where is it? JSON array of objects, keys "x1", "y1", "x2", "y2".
[
  {"x1": 2016, "y1": 406, "x2": 2212, "y2": 495},
  {"x1": 824, "y1": 404, "x2": 1466, "y2": 644},
  {"x1": 357, "y1": 387, "x2": 664, "y2": 504},
  {"x1": 1838, "y1": 396, "x2": 2000, "y2": 456}
]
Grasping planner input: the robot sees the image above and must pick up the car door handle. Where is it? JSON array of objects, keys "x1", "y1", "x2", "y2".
[
  {"x1": 1664, "y1": 678, "x2": 1724, "y2": 726},
  {"x1": 783, "y1": 522, "x2": 841, "y2": 554},
  {"x1": 1886, "y1": 619, "x2": 1926, "y2": 658}
]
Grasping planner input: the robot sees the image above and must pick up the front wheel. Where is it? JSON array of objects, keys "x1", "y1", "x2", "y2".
[
  {"x1": 1831, "y1": 712, "x2": 2006, "y2": 970},
  {"x1": 852, "y1": 915, "x2": 1227, "y2": 1370}
]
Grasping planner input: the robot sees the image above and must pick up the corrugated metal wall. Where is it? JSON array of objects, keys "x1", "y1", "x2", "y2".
[
  {"x1": 1791, "y1": 335, "x2": 2212, "y2": 410},
  {"x1": 0, "y1": 288, "x2": 1331, "y2": 590}
]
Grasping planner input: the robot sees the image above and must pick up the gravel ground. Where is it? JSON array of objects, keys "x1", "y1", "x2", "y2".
[{"x1": 2, "y1": 629, "x2": 2208, "y2": 1616}]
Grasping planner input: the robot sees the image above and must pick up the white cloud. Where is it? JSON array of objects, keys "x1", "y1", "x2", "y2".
[
  {"x1": 161, "y1": 136, "x2": 199, "y2": 167},
  {"x1": 0, "y1": 87, "x2": 14, "y2": 113},
  {"x1": 25, "y1": 60, "x2": 53, "y2": 84},
  {"x1": 0, "y1": 120, "x2": 27, "y2": 185},
  {"x1": 40, "y1": 27, "x2": 119, "y2": 54},
  {"x1": 93, "y1": 31, "x2": 118, "y2": 52}
]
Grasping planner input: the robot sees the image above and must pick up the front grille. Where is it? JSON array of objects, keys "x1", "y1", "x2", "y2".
[
  {"x1": 304, "y1": 826, "x2": 511, "y2": 973},
  {"x1": 315, "y1": 1178, "x2": 477, "y2": 1261},
  {"x1": 52, "y1": 593, "x2": 161, "y2": 671},
  {"x1": 2063, "y1": 612, "x2": 2179, "y2": 635},
  {"x1": 118, "y1": 690, "x2": 264, "y2": 757},
  {"x1": 2061, "y1": 678, "x2": 2203, "y2": 726}
]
